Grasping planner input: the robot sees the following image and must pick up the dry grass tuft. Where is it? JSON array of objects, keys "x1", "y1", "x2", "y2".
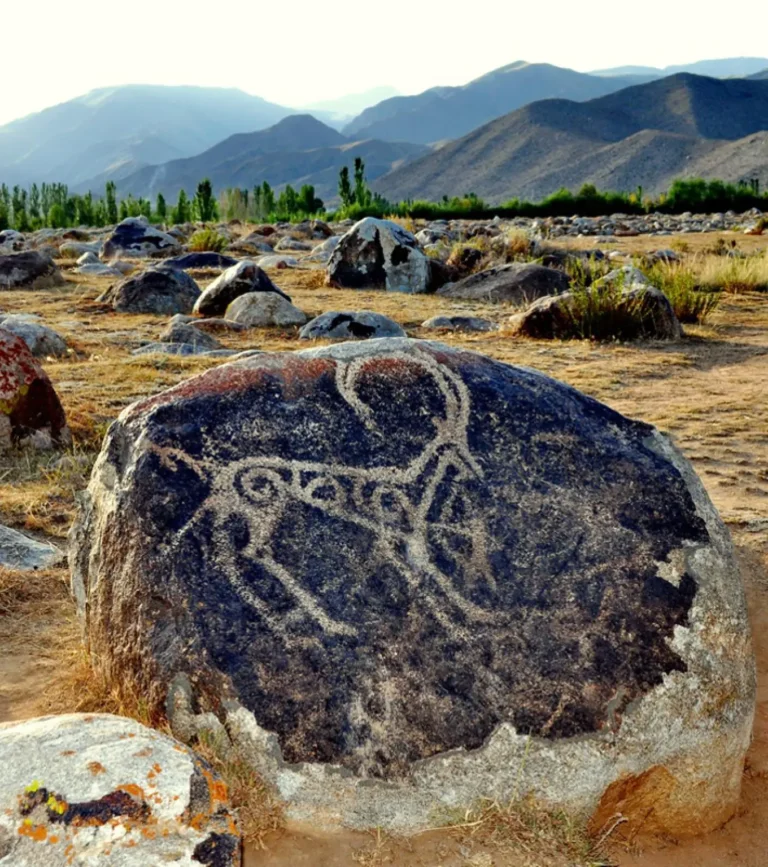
[
  {"x1": 440, "y1": 796, "x2": 617, "y2": 867},
  {"x1": 645, "y1": 262, "x2": 721, "y2": 323},
  {"x1": 504, "y1": 229, "x2": 533, "y2": 260},
  {"x1": 697, "y1": 252, "x2": 768, "y2": 294},
  {"x1": 195, "y1": 733, "x2": 285, "y2": 849},
  {"x1": 188, "y1": 228, "x2": 229, "y2": 253}
]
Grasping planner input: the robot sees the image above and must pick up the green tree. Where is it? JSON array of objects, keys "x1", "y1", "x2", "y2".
[
  {"x1": 298, "y1": 184, "x2": 323, "y2": 214},
  {"x1": 193, "y1": 178, "x2": 217, "y2": 222},
  {"x1": 338, "y1": 166, "x2": 353, "y2": 207},
  {"x1": 155, "y1": 193, "x2": 167, "y2": 222},
  {"x1": 0, "y1": 202, "x2": 8, "y2": 231},
  {"x1": 76, "y1": 192, "x2": 94, "y2": 226},
  {"x1": 173, "y1": 189, "x2": 191, "y2": 223},
  {"x1": 119, "y1": 200, "x2": 129, "y2": 221},
  {"x1": 353, "y1": 157, "x2": 372, "y2": 208},
  {"x1": 277, "y1": 184, "x2": 298, "y2": 216},
  {"x1": 260, "y1": 181, "x2": 275, "y2": 218},
  {"x1": 48, "y1": 203, "x2": 67, "y2": 228},
  {"x1": 105, "y1": 181, "x2": 118, "y2": 224},
  {"x1": 29, "y1": 184, "x2": 41, "y2": 221}
]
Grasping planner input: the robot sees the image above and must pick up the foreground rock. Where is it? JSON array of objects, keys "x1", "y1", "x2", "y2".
[
  {"x1": 327, "y1": 217, "x2": 444, "y2": 294},
  {"x1": 101, "y1": 217, "x2": 181, "y2": 260},
  {"x1": 98, "y1": 267, "x2": 201, "y2": 314},
  {"x1": 0, "y1": 328, "x2": 70, "y2": 451},
  {"x1": 0, "y1": 251, "x2": 61, "y2": 290},
  {"x1": 159, "y1": 316, "x2": 223, "y2": 350},
  {"x1": 225, "y1": 292, "x2": 307, "y2": 327},
  {"x1": 510, "y1": 285, "x2": 683, "y2": 340},
  {"x1": 0, "y1": 524, "x2": 63, "y2": 570},
  {"x1": 0, "y1": 229, "x2": 24, "y2": 254},
  {"x1": 71, "y1": 338, "x2": 753, "y2": 835},
  {"x1": 194, "y1": 260, "x2": 289, "y2": 317},
  {"x1": 437, "y1": 262, "x2": 569, "y2": 304},
  {"x1": 299, "y1": 310, "x2": 405, "y2": 339},
  {"x1": 0, "y1": 714, "x2": 240, "y2": 866}
]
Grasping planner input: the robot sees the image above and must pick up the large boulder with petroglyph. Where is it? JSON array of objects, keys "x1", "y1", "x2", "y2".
[
  {"x1": 0, "y1": 327, "x2": 70, "y2": 451},
  {"x1": 0, "y1": 713, "x2": 240, "y2": 866},
  {"x1": 70, "y1": 338, "x2": 754, "y2": 836},
  {"x1": 101, "y1": 216, "x2": 181, "y2": 260},
  {"x1": 327, "y1": 217, "x2": 446, "y2": 294}
]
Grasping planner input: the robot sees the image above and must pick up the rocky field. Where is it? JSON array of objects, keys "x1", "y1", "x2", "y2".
[{"x1": 1, "y1": 213, "x2": 768, "y2": 867}]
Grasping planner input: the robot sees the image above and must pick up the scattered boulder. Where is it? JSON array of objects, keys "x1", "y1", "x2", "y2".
[
  {"x1": 75, "y1": 262, "x2": 124, "y2": 277},
  {"x1": 0, "y1": 327, "x2": 70, "y2": 450},
  {"x1": 70, "y1": 338, "x2": 753, "y2": 835},
  {"x1": 101, "y1": 217, "x2": 181, "y2": 260},
  {"x1": 421, "y1": 315, "x2": 497, "y2": 332},
  {"x1": 59, "y1": 240, "x2": 100, "y2": 259},
  {"x1": 0, "y1": 713, "x2": 240, "y2": 866},
  {"x1": 132, "y1": 343, "x2": 237, "y2": 357},
  {"x1": 437, "y1": 262, "x2": 569, "y2": 304},
  {"x1": 0, "y1": 315, "x2": 68, "y2": 357},
  {"x1": 274, "y1": 236, "x2": 312, "y2": 252},
  {"x1": 0, "y1": 251, "x2": 61, "y2": 290},
  {"x1": 327, "y1": 217, "x2": 442, "y2": 294},
  {"x1": 299, "y1": 310, "x2": 405, "y2": 339},
  {"x1": 159, "y1": 316, "x2": 223, "y2": 351},
  {"x1": 225, "y1": 292, "x2": 307, "y2": 327},
  {"x1": 76, "y1": 251, "x2": 100, "y2": 266},
  {"x1": 306, "y1": 236, "x2": 341, "y2": 263},
  {"x1": 446, "y1": 244, "x2": 485, "y2": 277},
  {"x1": 0, "y1": 229, "x2": 25, "y2": 254},
  {"x1": 193, "y1": 261, "x2": 288, "y2": 317},
  {"x1": 165, "y1": 252, "x2": 239, "y2": 271},
  {"x1": 593, "y1": 265, "x2": 651, "y2": 290},
  {"x1": 509, "y1": 284, "x2": 683, "y2": 340},
  {"x1": 98, "y1": 267, "x2": 201, "y2": 315},
  {"x1": 255, "y1": 254, "x2": 298, "y2": 269},
  {"x1": 0, "y1": 524, "x2": 63, "y2": 570}
]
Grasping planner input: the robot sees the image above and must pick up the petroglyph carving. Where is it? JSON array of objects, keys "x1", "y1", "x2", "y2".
[{"x1": 150, "y1": 348, "x2": 496, "y2": 638}]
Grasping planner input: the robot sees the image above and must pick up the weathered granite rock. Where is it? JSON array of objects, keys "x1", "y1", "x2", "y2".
[
  {"x1": 306, "y1": 236, "x2": 341, "y2": 263},
  {"x1": 0, "y1": 328, "x2": 70, "y2": 451},
  {"x1": 165, "y1": 252, "x2": 239, "y2": 271},
  {"x1": 76, "y1": 262, "x2": 124, "y2": 277},
  {"x1": 0, "y1": 714, "x2": 240, "y2": 866},
  {"x1": 193, "y1": 261, "x2": 289, "y2": 317},
  {"x1": 59, "y1": 241, "x2": 101, "y2": 259},
  {"x1": 159, "y1": 317, "x2": 223, "y2": 350},
  {"x1": 76, "y1": 251, "x2": 100, "y2": 266},
  {"x1": 70, "y1": 338, "x2": 753, "y2": 835},
  {"x1": 98, "y1": 267, "x2": 201, "y2": 315},
  {"x1": 327, "y1": 217, "x2": 442, "y2": 294},
  {"x1": 0, "y1": 230, "x2": 25, "y2": 254},
  {"x1": 437, "y1": 262, "x2": 569, "y2": 304},
  {"x1": 0, "y1": 524, "x2": 63, "y2": 570},
  {"x1": 0, "y1": 315, "x2": 68, "y2": 357},
  {"x1": 274, "y1": 236, "x2": 311, "y2": 252},
  {"x1": 254, "y1": 255, "x2": 298, "y2": 269},
  {"x1": 0, "y1": 252, "x2": 61, "y2": 290},
  {"x1": 132, "y1": 343, "x2": 237, "y2": 357},
  {"x1": 299, "y1": 310, "x2": 405, "y2": 339},
  {"x1": 509, "y1": 285, "x2": 683, "y2": 341},
  {"x1": 421, "y1": 315, "x2": 497, "y2": 332},
  {"x1": 225, "y1": 292, "x2": 307, "y2": 328},
  {"x1": 101, "y1": 217, "x2": 181, "y2": 260}
]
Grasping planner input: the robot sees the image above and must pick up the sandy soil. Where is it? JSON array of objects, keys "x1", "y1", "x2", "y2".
[{"x1": 2, "y1": 232, "x2": 768, "y2": 865}]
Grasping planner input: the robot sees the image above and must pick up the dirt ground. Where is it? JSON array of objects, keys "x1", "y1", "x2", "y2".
[{"x1": 2, "y1": 230, "x2": 768, "y2": 865}]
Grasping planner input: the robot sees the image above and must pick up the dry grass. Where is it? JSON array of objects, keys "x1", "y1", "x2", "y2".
[
  {"x1": 644, "y1": 262, "x2": 721, "y2": 323},
  {"x1": 195, "y1": 733, "x2": 285, "y2": 849},
  {"x1": 697, "y1": 252, "x2": 768, "y2": 294},
  {"x1": 438, "y1": 797, "x2": 616, "y2": 867}
]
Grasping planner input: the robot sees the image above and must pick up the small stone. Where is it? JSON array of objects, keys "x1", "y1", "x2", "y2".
[
  {"x1": 0, "y1": 524, "x2": 63, "y2": 570},
  {"x1": 225, "y1": 292, "x2": 307, "y2": 327},
  {"x1": 299, "y1": 310, "x2": 406, "y2": 339}
]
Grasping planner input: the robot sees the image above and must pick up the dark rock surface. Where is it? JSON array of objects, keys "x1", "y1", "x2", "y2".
[
  {"x1": 421, "y1": 315, "x2": 497, "y2": 332},
  {"x1": 101, "y1": 217, "x2": 181, "y2": 260},
  {"x1": 98, "y1": 267, "x2": 201, "y2": 315},
  {"x1": 0, "y1": 327, "x2": 70, "y2": 450},
  {"x1": 71, "y1": 338, "x2": 751, "y2": 836},
  {"x1": 0, "y1": 251, "x2": 61, "y2": 290},
  {"x1": 193, "y1": 261, "x2": 289, "y2": 317},
  {"x1": 437, "y1": 262, "x2": 570, "y2": 304},
  {"x1": 164, "y1": 252, "x2": 239, "y2": 271}
]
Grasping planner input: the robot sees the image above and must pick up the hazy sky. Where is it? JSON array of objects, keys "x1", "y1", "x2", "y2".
[{"x1": 2, "y1": 0, "x2": 768, "y2": 125}]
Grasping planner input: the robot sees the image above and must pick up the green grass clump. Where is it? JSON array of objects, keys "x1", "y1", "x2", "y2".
[
  {"x1": 188, "y1": 228, "x2": 228, "y2": 252},
  {"x1": 645, "y1": 262, "x2": 721, "y2": 323}
]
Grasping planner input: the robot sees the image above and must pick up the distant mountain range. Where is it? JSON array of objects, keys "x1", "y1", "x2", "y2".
[
  {"x1": 341, "y1": 62, "x2": 656, "y2": 145},
  {"x1": 374, "y1": 74, "x2": 768, "y2": 203},
  {"x1": 0, "y1": 85, "x2": 294, "y2": 187},
  {"x1": 105, "y1": 115, "x2": 426, "y2": 203},
  {"x1": 591, "y1": 57, "x2": 768, "y2": 79},
  {"x1": 301, "y1": 87, "x2": 400, "y2": 124}
]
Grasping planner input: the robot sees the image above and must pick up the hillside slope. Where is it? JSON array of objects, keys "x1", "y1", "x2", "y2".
[
  {"x1": 0, "y1": 85, "x2": 294, "y2": 187},
  {"x1": 106, "y1": 115, "x2": 426, "y2": 203},
  {"x1": 374, "y1": 74, "x2": 768, "y2": 202},
  {"x1": 342, "y1": 62, "x2": 654, "y2": 144}
]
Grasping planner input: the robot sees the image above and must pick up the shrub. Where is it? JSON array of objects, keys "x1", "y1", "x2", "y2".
[
  {"x1": 188, "y1": 228, "x2": 228, "y2": 252},
  {"x1": 560, "y1": 283, "x2": 654, "y2": 341},
  {"x1": 645, "y1": 262, "x2": 721, "y2": 323}
]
